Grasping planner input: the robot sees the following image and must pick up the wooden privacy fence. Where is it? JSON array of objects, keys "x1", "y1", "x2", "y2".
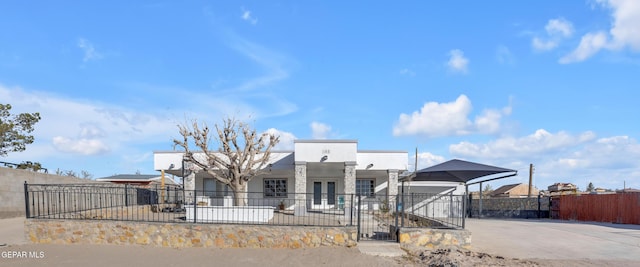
[{"x1": 553, "y1": 192, "x2": 640, "y2": 224}]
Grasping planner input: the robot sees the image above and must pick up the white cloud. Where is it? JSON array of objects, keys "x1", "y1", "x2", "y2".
[
  {"x1": 531, "y1": 18, "x2": 574, "y2": 52},
  {"x1": 446, "y1": 130, "x2": 640, "y2": 190},
  {"x1": 532, "y1": 37, "x2": 559, "y2": 51},
  {"x1": 410, "y1": 152, "x2": 446, "y2": 172},
  {"x1": 393, "y1": 95, "x2": 511, "y2": 137},
  {"x1": 263, "y1": 128, "x2": 296, "y2": 150},
  {"x1": 52, "y1": 136, "x2": 110, "y2": 155},
  {"x1": 474, "y1": 109, "x2": 503, "y2": 134},
  {"x1": 0, "y1": 84, "x2": 175, "y2": 157},
  {"x1": 561, "y1": 0, "x2": 640, "y2": 63},
  {"x1": 79, "y1": 123, "x2": 106, "y2": 138},
  {"x1": 311, "y1": 122, "x2": 332, "y2": 139},
  {"x1": 496, "y1": 45, "x2": 515, "y2": 65},
  {"x1": 241, "y1": 7, "x2": 258, "y2": 25},
  {"x1": 399, "y1": 68, "x2": 416, "y2": 76},
  {"x1": 535, "y1": 135, "x2": 640, "y2": 190},
  {"x1": 450, "y1": 129, "x2": 597, "y2": 158},
  {"x1": 546, "y1": 18, "x2": 574, "y2": 37},
  {"x1": 559, "y1": 32, "x2": 609, "y2": 63},
  {"x1": 224, "y1": 33, "x2": 291, "y2": 93},
  {"x1": 446, "y1": 49, "x2": 469, "y2": 73},
  {"x1": 203, "y1": 31, "x2": 297, "y2": 119},
  {"x1": 604, "y1": 0, "x2": 640, "y2": 51},
  {"x1": 77, "y1": 38, "x2": 102, "y2": 62}
]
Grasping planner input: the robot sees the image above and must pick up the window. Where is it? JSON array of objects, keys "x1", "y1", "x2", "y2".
[
  {"x1": 356, "y1": 179, "x2": 375, "y2": 197},
  {"x1": 203, "y1": 178, "x2": 216, "y2": 197},
  {"x1": 203, "y1": 179, "x2": 230, "y2": 197},
  {"x1": 264, "y1": 179, "x2": 287, "y2": 198}
]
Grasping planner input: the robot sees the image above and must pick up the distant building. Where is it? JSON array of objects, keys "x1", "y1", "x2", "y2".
[
  {"x1": 616, "y1": 188, "x2": 640, "y2": 193},
  {"x1": 96, "y1": 174, "x2": 178, "y2": 187},
  {"x1": 589, "y1": 187, "x2": 615, "y2": 194},
  {"x1": 491, "y1": 183, "x2": 539, "y2": 198},
  {"x1": 548, "y1": 183, "x2": 577, "y2": 195}
]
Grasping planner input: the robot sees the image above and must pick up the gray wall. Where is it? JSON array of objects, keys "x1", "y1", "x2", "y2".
[
  {"x1": 0, "y1": 168, "x2": 95, "y2": 218},
  {"x1": 469, "y1": 197, "x2": 550, "y2": 219}
]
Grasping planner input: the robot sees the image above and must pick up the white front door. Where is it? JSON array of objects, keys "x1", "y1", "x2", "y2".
[{"x1": 312, "y1": 180, "x2": 337, "y2": 209}]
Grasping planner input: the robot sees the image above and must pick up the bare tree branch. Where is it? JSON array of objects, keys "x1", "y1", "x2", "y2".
[{"x1": 173, "y1": 117, "x2": 280, "y2": 206}]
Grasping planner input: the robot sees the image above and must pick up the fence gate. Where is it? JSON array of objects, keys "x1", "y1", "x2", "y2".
[{"x1": 356, "y1": 195, "x2": 398, "y2": 242}]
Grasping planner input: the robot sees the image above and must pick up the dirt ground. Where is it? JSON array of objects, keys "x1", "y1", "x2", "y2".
[
  {"x1": 3, "y1": 243, "x2": 639, "y2": 267},
  {"x1": 3, "y1": 217, "x2": 640, "y2": 266}
]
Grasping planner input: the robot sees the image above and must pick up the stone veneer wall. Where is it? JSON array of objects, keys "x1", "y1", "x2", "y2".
[
  {"x1": 470, "y1": 197, "x2": 551, "y2": 219},
  {"x1": 25, "y1": 219, "x2": 358, "y2": 248},
  {"x1": 397, "y1": 228, "x2": 471, "y2": 250}
]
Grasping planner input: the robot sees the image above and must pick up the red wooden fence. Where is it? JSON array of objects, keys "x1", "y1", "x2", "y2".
[{"x1": 554, "y1": 192, "x2": 640, "y2": 224}]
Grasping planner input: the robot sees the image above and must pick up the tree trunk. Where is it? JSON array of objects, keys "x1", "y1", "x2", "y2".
[{"x1": 233, "y1": 183, "x2": 248, "y2": 207}]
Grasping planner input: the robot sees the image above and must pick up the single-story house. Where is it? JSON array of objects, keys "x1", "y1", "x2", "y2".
[
  {"x1": 96, "y1": 174, "x2": 178, "y2": 187},
  {"x1": 548, "y1": 182, "x2": 578, "y2": 195},
  {"x1": 153, "y1": 140, "x2": 408, "y2": 216},
  {"x1": 490, "y1": 183, "x2": 539, "y2": 198}
]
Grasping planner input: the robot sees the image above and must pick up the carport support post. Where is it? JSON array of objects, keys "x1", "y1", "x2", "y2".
[
  {"x1": 465, "y1": 184, "x2": 471, "y2": 218},
  {"x1": 479, "y1": 182, "x2": 483, "y2": 218},
  {"x1": 537, "y1": 193, "x2": 541, "y2": 219},
  {"x1": 462, "y1": 193, "x2": 467, "y2": 229}
]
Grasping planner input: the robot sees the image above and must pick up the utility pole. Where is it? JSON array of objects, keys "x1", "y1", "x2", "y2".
[
  {"x1": 528, "y1": 163, "x2": 534, "y2": 197},
  {"x1": 409, "y1": 147, "x2": 418, "y2": 195}
]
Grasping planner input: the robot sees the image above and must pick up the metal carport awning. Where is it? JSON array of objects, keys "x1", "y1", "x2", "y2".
[
  {"x1": 399, "y1": 159, "x2": 518, "y2": 228},
  {"x1": 400, "y1": 159, "x2": 517, "y2": 184}
]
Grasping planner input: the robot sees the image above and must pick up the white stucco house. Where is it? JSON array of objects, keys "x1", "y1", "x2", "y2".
[{"x1": 154, "y1": 140, "x2": 408, "y2": 216}]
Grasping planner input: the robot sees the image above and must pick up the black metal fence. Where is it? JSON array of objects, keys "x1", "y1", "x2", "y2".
[
  {"x1": 398, "y1": 192, "x2": 466, "y2": 229},
  {"x1": 24, "y1": 183, "x2": 466, "y2": 231}
]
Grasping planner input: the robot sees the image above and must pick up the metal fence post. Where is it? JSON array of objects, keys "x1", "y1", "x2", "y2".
[
  {"x1": 394, "y1": 193, "x2": 399, "y2": 241},
  {"x1": 350, "y1": 194, "x2": 354, "y2": 226},
  {"x1": 24, "y1": 181, "x2": 30, "y2": 218},
  {"x1": 450, "y1": 191, "x2": 454, "y2": 221},
  {"x1": 356, "y1": 194, "x2": 361, "y2": 242},
  {"x1": 401, "y1": 193, "x2": 405, "y2": 227},
  {"x1": 411, "y1": 193, "x2": 415, "y2": 216},
  {"x1": 193, "y1": 189, "x2": 197, "y2": 223},
  {"x1": 125, "y1": 184, "x2": 129, "y2": 207}
]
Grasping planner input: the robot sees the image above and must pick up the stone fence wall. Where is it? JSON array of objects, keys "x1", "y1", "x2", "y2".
[
  {"x1": 469, "y1": 197, "x2": 550, "y2": 219},
  {"x1": 25, "y1": 219, "x2": 358, "y2": 248},
  {"x1": 25, "y1": 219, "x2": 474, "y2": 251},
  {"x1": 398, "y1": 228, "x2": 471, "y2": 250}
]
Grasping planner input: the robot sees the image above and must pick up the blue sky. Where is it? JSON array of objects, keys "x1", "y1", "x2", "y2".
[{"x1": 2, "y1": 1, "x2": 639, "y2": 191}]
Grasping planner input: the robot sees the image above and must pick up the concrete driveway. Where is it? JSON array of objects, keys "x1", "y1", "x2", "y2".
[{"x1": 465, "y1": 218, "x2": 640, "y2": 261}]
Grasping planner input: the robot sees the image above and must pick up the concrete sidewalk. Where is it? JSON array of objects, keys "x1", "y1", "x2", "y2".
[
  {"x1": 0, "y1": 217, "x2": 26, "y2": 246},
  {"x1": 357, "y1": 241, "x2": 405, "y2": 257},
  {"x1": 466, "y1": 218, "x2": 640, "y2": 261}
]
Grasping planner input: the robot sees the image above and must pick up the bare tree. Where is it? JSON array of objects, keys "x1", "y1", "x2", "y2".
[
  {"x1": 483, "y1": 184, "x2": 493, "y2": 197},
  {"x1": 80, "y1": 170, "x2": 93, "y2": 179},
  {"x1": 586, "y1": 182, "x2": 595, "y2": 192},
  {"x1": 173, "y1": 117, "x2": 279, "y2": 206}
]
